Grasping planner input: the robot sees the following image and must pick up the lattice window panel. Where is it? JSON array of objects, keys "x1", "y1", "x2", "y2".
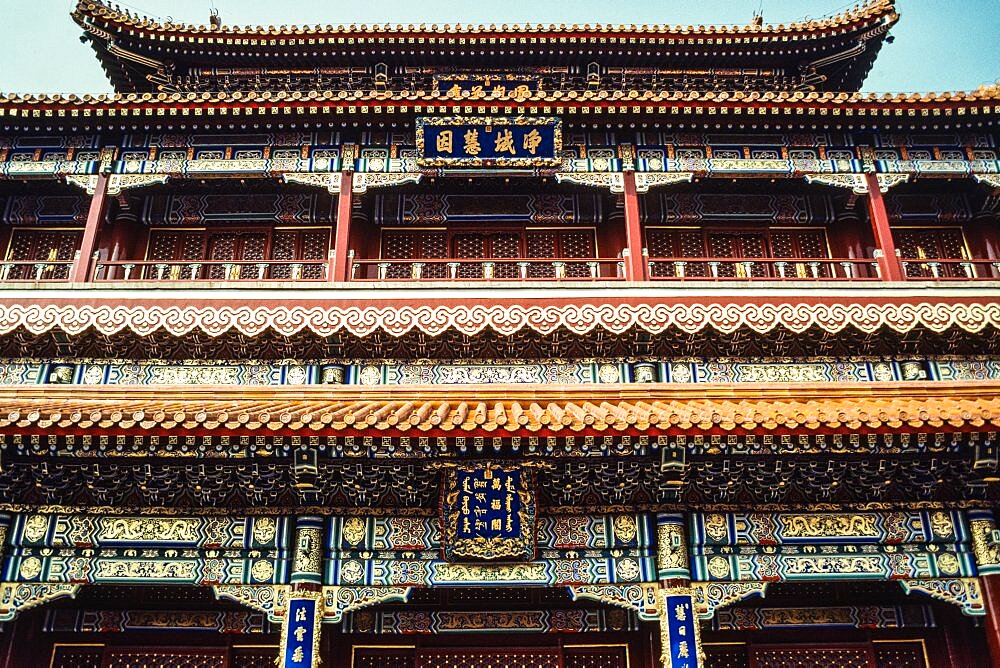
[
  {"x1": 270, "y1": 231, "x2": 296, "y2": 262},
  {"x1": 230, "y1": 648, "x2": 281, "y2": 668},
  {"x1": 707, "y1": 233, "x2": 737, "y2": 277},
  {"x1": 148, "y1": 232, "x2": 181, "y2": 261},
  {"x1": 563, "y1": 647, "x2": 628, "y2": 668},
  {"x1": 416, "y1": 649, "x2": 561, "y2": 668},
  {"x1": 455, "y1": 233, "x2": 487, "y2": 278},
  {"x1": 381, "y1": 231, "x2": 448, "y2": 279},
  {"x1": 750, "y1": 646, "x2": 874, "y2": 668},
  {"x1": 239, "y1": 233, "x2": 267, "y2": 279},
  {"x1": 7, "y1": 230, "x2": 35, "y2": 262},
  {"x1": 527, "y1": 230, "x2": 557, "y2": 278},
  {"x1": 492, "y1": 232, "x2": 521, "y2": 278},
  {"x1": 180, "y1": 233, "x2": 204, "y2": 260},
  {"x1": 874, "y1": 642, "x2": 927, "y2": 668},
  {"x1": 645, "y1": 228, "x2": 675, "y2": 259},
  {"x1": 525, "y1": 229, "x2": 596, "y2": 278},
  {"x1": 769, "y1": 230, "x2": 830, "y2": 278},
  {"x1": 875, "y1": 641, "x2": 927, "y2": 668},
  {"x1": 420, "y1": 232, "x2": 448, "y2": 278},
  {"x1": 206, "y1": 234, "x2": 237, "y2": 279},
  {"x1": 795, "y1": 230, "x2": 828, "y2": 258},
  {"x1": 50, "y1": 646, "x2": 103, "y2": 668},
  {"x1": 267, "y1": 229, "x2": 331, "y2": 279},
  {"x1": 104, "y1": 648, "x2": 226, "y2": 668},
  {"x1": 299, "y1": 230, "x2": 329, "y2": 278},
  {"x1": 5, "y1": 228, "x2": 81, "y2": 279},
  {"x1": 354, "y1": 648, "x2": 415, "y2": 668},
  {"x1": 146, "y1": 231, "x2": 221, "y2": 278},
  {"x1": 704, "y1": 645, "x2": 750, "y2": 668},
  {"x1": 447, "y1": 588, "x2": 533, "y2": 605},
  {"x1": 268, "y1": 230, "x2": 297, "y2": 279},
  {"x1": 561, "y1": 230, "x2": 596, "y2": 277},
  {"x1": 708, "y1": 233, "x2": 768, "y2": 278},
  {"x1": 383, "y1": 231, "x2": 415, "y2": 279},
  {"x1": 896, "y1": 228, "x2": 968, "y2": 278}
]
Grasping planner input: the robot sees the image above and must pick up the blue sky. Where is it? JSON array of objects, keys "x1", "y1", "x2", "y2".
[{"x1": 0, "y1": 0, "x2": 996, "y2": 94}]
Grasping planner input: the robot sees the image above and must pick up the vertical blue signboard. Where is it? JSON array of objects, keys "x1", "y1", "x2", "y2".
[
  {"x1": 281, "y1": 597, "x2": 317, "y2": 668},
  {"x1": 664, "y1": 594, "x2": 701, "y2": 668}
]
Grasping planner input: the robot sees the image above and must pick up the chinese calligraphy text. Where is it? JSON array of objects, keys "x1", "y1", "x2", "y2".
[{"x1": 417, "y1": 117, "x2": 561, "y2": 167}]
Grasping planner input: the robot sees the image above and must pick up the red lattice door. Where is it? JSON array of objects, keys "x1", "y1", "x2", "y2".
[
  {"x1": 269, "y1": 228, "x2": 330, "y2": 279},
  {"x1": 348, "y1": 646, "x2": 628, "y2": 668},
  {"x1": 749, "y1": 644, "x2": 876, "y2": 668},
  {"x1": 381, "y1": 230, "x2": 448, "y2": 278},
  {"x1": 147, "y1": 229, "x2": 206, "y2": 279},
  {"x1": 645, "y1": 228, "x2": 707, "y2": 277},
  {"x1": 563, "y1": 646, "x2": 629, "y2": 668},
  {"x1": 4, "y1": 228, "x2": 81, "y2": 280},
  {"x1": 526, "y1": 228, "x2": 596, "y2": 278},
  {"x1": 491, "y1": 232, "x2": 521, "y2": 278},
  {"x1": 769, "y1": 229, "x2": 831, "y2": 278},
  {"x1": 872, "y1": 641, "x2": 929, "y2": 668},
  {"x1": 416, "y1": 648, "x2": 561, "y2": 668},
  {"x1": 894, "y1": 227, "x2": 968, "y2": 278},
  {"x1": 707, "y1": 232, "x2": 768, "y2": 278},
  {"x1": 453, "y1": 232, "x2": 489, "y2": 279},
  {"x1": 206, "y1": 231, "x2": 266, "y2": 279}
]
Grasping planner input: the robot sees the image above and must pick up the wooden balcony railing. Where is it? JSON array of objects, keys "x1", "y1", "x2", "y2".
[
  {"x1": 6, "y1": 255, "x2": 1000, "y2": 286},
  {"x1": 0, "y1": 260, "x2": 75, "y2": 282},
  {"x1": 93, "y1": 259, "x2": 330, "y2": 282},
  {"x1": 349, "y1": 257, "x2": 627, "y2": 281},
  {"x1": 901, "y1": 259, "x2": 1000, "y2": 280},
  {"x1": 646, "y1": 257, "x2": 882, "y2": 281}
]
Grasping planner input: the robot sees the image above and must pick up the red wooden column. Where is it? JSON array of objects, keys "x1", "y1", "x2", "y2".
[
  {"x1": 981, "y1": 575, "x2": 1000, "y2": 668},
  {"x1": 864, "y1": 172, "x2": 905, "y2": 282},
  {"x1": 69, "y1": 173, "x2": 110, "y2": 283},
  {"x1": 331, "y1": 171, "x2": 354, "y2": 282},
  {"x1": 622, "y1": 171, "x2": 647, "y2": 281}
]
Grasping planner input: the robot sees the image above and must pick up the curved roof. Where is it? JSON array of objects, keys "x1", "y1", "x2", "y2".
[
  {"x1": 74, "y1": 0, "x2": 896, "y2": 40},
  {"x1": 73, "y1": 0, "x2": 899, "y2": 94},
  {"x1": 4, "y1": 84, "x2": 995, "y2": 107}
]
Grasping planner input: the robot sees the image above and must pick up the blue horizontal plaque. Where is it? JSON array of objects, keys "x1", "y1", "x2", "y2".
[{"x1": 417, "y1": 116, "x2": 561, "y2": 167}]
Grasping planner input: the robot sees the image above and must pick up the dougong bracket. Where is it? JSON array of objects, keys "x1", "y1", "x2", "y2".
[
  {"x1": 213, "y1": 584, "x2": 289, "y2": 623},
  {"x1": 555, "y1": 172, "x2": 626, "y2": 194},
  {"x1": 804, "y1": 172, "x2": 910, "y2": 194},
  {"x1": 0, "y1": 582, "x2": 81, "y2": 621},
  {"x1": 283, "y1": 172, "x2": 343, "y2": 194},
  {"x1": 352, "y1": 172, "x2": 422, "y2": 194},
  {"x1": 900, "y1": 578, "x2": 985, "y2": 617},
  {"x1": 692, "y1": 581, "x2": 769, "y2": 620},
  {"x1": 567, "y1": 583, "x2": 659, "y2": 621},
  {"x1": 322, "y1": 586, "x2": 412, "y2": 623}
]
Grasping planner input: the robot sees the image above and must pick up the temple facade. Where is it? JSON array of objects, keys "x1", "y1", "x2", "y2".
[{"x1": 0, "y1": 0, "x2": 998, "y2": 665}]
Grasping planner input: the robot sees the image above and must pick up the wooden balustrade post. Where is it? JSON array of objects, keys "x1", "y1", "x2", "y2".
[
  {"x1": 70, "y1": 173, "x2": 110, "y2": 283},
  {"x1": 864, "y1": 172, "x2": 905, "y2": 282},
  {"x1": 622, "y1": 171, "x2": 647, "y2": 282},
  {"x1": 331, "y1": 171, "x2": 354, "y2": 282}
]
